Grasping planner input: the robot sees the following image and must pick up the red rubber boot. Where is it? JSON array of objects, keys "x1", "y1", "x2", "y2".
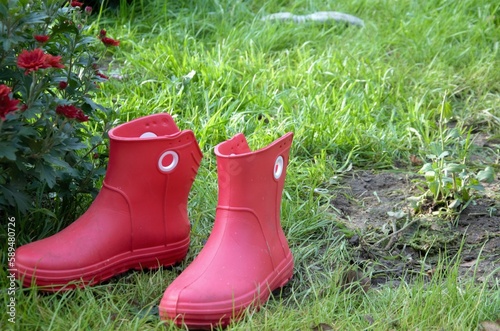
[
  {"x1": 159, "y1": 132, "x2": 294, "y2": 328},
  {"x1": 15, "y1": 113, "x2": 202, "y2": 291}
]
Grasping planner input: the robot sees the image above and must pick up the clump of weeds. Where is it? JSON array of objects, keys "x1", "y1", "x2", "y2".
[
  {"x1": 410, "y1": 140, "x2": 495, "y2": 220},
  {"x1": 409, "y1": 100, "x2": 496, "y2": 221}
]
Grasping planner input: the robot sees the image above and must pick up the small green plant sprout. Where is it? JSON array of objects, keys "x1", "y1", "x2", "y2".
[{"x1": 412, "y1": 150, "x2": 495, "y2": 215}]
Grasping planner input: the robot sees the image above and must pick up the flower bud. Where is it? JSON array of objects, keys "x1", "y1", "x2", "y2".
[
  {"x1": 34, "y1": 35, "x2": 50, "y2": 43},
  {"x1": 70, "y1": 1, "x2": 84, "y2": 7}
]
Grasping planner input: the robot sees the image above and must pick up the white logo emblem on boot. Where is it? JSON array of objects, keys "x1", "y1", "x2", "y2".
[
  {"x1": 158, "y1": 151, "x2": 179, "y2": 173},
  {"x1": 274, "y1": 156, "x2": 284, "y2": 180}
]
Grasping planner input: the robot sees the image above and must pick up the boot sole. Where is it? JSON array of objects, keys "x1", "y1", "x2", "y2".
[
  {"x1": 159, "y1": 251, "x2": 294, "y2": 329},
  {"x1": 16, "y1": 237, "x2": 189, "y2": 291}
]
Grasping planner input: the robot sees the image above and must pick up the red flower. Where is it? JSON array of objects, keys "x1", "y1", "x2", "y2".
[
  {"x1": 17, "y1": 49, "x2": 49, "y2": 74},
  {"x1": 0, "y1": 85, "x2": 20, "y2": 120},
  {"x1": 58, "y1": 81, "x2": 68, "y2": 89},
  {"x1": 34, "y1": 35, "x2": 50, "y2": 43},
  {"x1": 44, "y1": 54, "x2": 65, "y2": 69},
  {"x1": 98, "y1": 29, "x2": 120, "y2": 46},
  {"x1": 17, "y1": 49, "x2": 65, "y2": 74},
  {"x1": 56, "y1": 104, "x2": 77, "y2": 118},
  {"x1": 85, "y1": 6, "x2": 92, "y2": 15},
  {"x1": 101, "y1": 36, "x2": 120, "y2": 47},
  {"x1": 95, "y1": 71, "x2": 109, "y2": 80},
  {"x1": 56, "y1": 105, "x2": 89, "y2": 122},
  {"x1": 70, "y1": 1, "x2": 84, "y2": 7},
  {"x1": 75, "y1": 111, "x2": 89, "y2": 122}
]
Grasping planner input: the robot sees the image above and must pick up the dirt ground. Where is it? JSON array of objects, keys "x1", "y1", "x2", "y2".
[{"x1": 329, "y1": 169, "x2": 499, "y2": 287}]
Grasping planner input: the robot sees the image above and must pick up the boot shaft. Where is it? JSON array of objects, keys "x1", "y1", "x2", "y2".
[
  {"x1": 106, "y1": 114, "x2": 200, "y2": 189},
  {"x1": 214, "y1": 132, "x2": 293, "y2": 212},
  {"x1": 105, "y1": 114, "x2": 202, "y2": 245},
  {"x1": 214, "y1": 132, "x2": 293, "y2": 264}
]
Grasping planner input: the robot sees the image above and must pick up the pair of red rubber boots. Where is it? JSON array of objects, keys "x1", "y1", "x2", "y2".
[{"x1": 15, "y1": 113, "x2": 294, "y2": 328}]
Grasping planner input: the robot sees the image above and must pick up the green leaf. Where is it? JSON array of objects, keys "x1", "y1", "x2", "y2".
[
  {"x1": 424, "y1": 171, "x2": 435, "y2": 181},
  {"x1": 429, "y1": 181, "x2": 439, "y2": 198},
  {"x1": 20, "y1": 12, "x2": 48, "y2": 25},
  {"x1": 0, "y1": 142, "x2": 17, "y2": 160},
  {"x1": 0, "y1": 184, "x2": 31, "y2": 213},
  {"x1": 467, "y1": 184, "x2": 485, "y2": 192},
  {"x1": 441, "y1": 177, "x2": 453, "y2": 185},
  {"x1": 1, "y1": 38, "x2": 12, "y2": 52},
  {"x1": 438, "y1": 151, "x2": 449, "y2": 159},
  {"x1": 43, "y1": 154, "x2": 71, "y2": 169},
  {"x1": 461, "y1": 189, "x2": 470, "y2": 201},
  {"x1": 90, "y1": 134, "x2": 103, "y2": 146},
  {"x1": 65, "y1": 141, "x2": 87, "y2": 150},
  {"x1": 442, "y1": 102, "x2": 452, "y2": 119},
  {"x1": 83, "y1": 97, "x2": 107, "y2": 112},
  {"x1": 75, "y1": 36, "x2": 97, "y2": 49},
  {"x1": 44, "y1": 154, "x2": 80, "y2": 177},
  {"x1": 443, "y1": 163, "x2": 465, "y2": 174},
  {"x1": 477, "y1": 166, "x2": 495, "y2": 183},
  {"x1": 0, "y1": 4, "x2": 8, "y2": 18},
  {"x1": 445, "y1": 128, "x2": 460, "y2": 140},
  {"x1": 419, "y1": 163, "x2": 434, "y2": 173},
  {"x1": 36, "y1": 163, "x2": 57, "y2": 189},
  {"x1": 18, "y1": 125, "x2": 38, "y2": 137}
]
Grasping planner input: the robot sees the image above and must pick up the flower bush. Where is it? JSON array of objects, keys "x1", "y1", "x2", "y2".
[{"x1": 0, "y1": 0, "x2": 120, "y2": 226}]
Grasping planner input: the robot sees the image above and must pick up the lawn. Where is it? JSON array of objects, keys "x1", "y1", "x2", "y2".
[{"x1": 1, "y1": 0, "x2": 499, "y2": 330}]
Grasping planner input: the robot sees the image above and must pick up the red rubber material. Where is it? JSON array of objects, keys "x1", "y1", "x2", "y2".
[
  {"x1": 159, "y1": 132, "x2": 294, "y2": 328},
  {"x1": 15, "y1": 113, "x2": 202, "y2": 291}
]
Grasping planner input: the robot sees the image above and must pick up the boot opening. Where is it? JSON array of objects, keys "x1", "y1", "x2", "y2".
[
  {"x1": 140, "y1": 132, "x2": 157, "y2": 138},
  {"x1": 109, "y1": 113, "x2": 181, "y2": 139},
  {"x1": 215, "y1": 133, "x2": 251, "y2": 156}
]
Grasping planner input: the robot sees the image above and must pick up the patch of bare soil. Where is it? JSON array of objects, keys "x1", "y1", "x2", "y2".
[{"x1": 329, "y1": 170, "x2": 500, "y2": 287}]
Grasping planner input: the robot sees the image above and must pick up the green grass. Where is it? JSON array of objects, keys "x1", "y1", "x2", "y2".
[{"x1": 2, "y1": 0, "x2": 499, "y2": 329}]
